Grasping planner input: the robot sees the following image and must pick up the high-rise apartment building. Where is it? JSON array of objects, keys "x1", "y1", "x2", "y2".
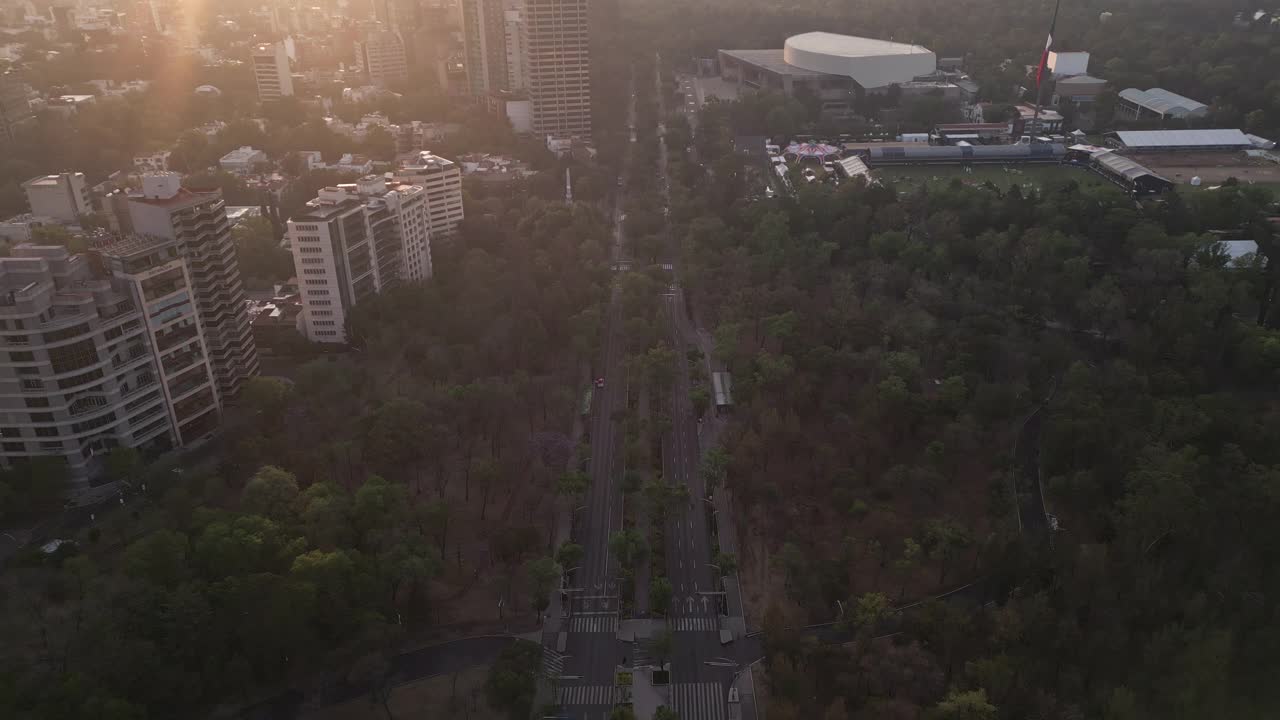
[
  {"x1": 286, "y1": 176, "x2": 433, "y2": 344},
  {"x1": 522, "y1": 0, "x2": 591, "y2": 138},
  {"x1": 357, "y1": 29, "x2": 410, "y2": 88},
  {"x1": 127, "y1": 173, "x2": 258, "y2": 399},
  {"x1": 252, "y1": 42, "x2": 295, "y2": 101},
  {"x1": 462, "y1": 0, "x2": 510, "y2": 96},
  {"x1": 394, "y1": 151, "x2": 465, "y2": 245},
  {"x1": 0, "y1": 74, "x2": 33, "y2": 146},
  {"x1": 504, "y1": 6, "x2": 526, "y2": 90},
  {"x1": 22, "y1": 173, "x2": 92, "y2": 225},
  {"x1": 0, "y1": 242, "x2": 219, "y2": 490}
]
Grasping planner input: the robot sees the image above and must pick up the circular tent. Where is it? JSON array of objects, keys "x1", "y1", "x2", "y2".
[{"x1": 784, "y1": 142, "x2": 842, "y2": 162}]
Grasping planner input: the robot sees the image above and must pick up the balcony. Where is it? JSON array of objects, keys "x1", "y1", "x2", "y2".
[{"x1": 156, "y1": 327, "x2": 199, "y2": 353}]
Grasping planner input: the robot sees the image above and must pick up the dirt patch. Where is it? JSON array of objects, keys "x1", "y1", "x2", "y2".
[
  {"x1": 304, "y1": 666, "x2": 500, "y2": 720},
  {"x1": 1129, "y1": 151, "x2": 1280, "y2": 185}
]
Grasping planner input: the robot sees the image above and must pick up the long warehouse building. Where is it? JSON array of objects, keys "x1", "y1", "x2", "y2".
[{"x1": 1104, "y1": 129, "x2": 1253, "y2": 152}]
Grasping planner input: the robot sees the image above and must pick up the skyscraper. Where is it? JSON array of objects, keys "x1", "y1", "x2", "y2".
[
  {"x1": 504, "y1": 6, "x2": 527, "y2": 90},
  {"x1": 522, "y1": 0, "x2": 591, "y2": 138},
  {"x1": 252, "y1": 42, "x2": 295, "y2": 102},
  {"x1": 0, "y1": 242, "x2": 221, "y2": 490},
  {"x1": 127, "y1": 173, "x2": 259, "y2": 399},
  {"x1": 0, "y1": 74, "x2": 33, "y2": 147},
  {"x1": 462, "y1": 0, "x2": 510, "y2": 96},
  {"x1": 286, "y1": 176, "x2": 434, "y2": 344}
]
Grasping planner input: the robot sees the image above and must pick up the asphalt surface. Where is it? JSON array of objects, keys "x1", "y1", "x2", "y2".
[
  {"x1": 655, "y1": 59, "x2": 742, "y2": 720},
  {"x1": 555, "y1": 73, "x2": 636, "y2": 718}
]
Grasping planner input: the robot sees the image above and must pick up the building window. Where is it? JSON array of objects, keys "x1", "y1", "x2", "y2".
[
  {"x1": 304, "y1": 279, "x2": 327, "y2": 285},
  {"x1": 312, "y1": 310, "x2": 334, "y2": 316},
  {"x1": 312, "y1": 320, "x2": 336, "y2": 326},
  {"x1": 21, "y1": 378, "x2": 43, "y2": 391},
  {"x1": 34, "y1": 427, "x2": 58, "y2": 438},
  {"x1": 315, "y1": 330, "x2": 338, "y2": 336},
  {"x1": 49, "y1": 338, "x2": 99, "y2": 375},
  {"x1": 3, "y1": 442, "x2": 24, "y2": 452},
  {"x1": 40, "y1": 441, "x2": 62, "y2": 451},
  {"x1": 302, "y1": 269, "x2": 326, "y2": 275},
  {"x1": 301, "y1": 258, "x2": 324, "y2": 264},
  {"x1": 29, "y1": 412, "x2": 54, "y2": 422},
  {"x1": 24, "y1": 397, "x2": 49, "y2": 408},
  {"x1": 9, "y1": 350, "x2": 33, "y2": 362}
]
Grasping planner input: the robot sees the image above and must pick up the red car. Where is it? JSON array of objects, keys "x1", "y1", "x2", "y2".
[{"x1": 594, "y1": 377, "x2": 606, "y2": 388}]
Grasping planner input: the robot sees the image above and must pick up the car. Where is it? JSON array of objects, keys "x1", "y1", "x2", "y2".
[{"x1": 594, "y1": 377, "x2": 606, "y2": 388}]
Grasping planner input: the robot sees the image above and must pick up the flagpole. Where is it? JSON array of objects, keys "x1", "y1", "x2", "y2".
[{"x1": 1031, "y1": 0, "x2": 1063, "y2": 143}]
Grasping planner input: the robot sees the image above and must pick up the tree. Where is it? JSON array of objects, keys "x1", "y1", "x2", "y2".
[
  {"x1": 526, "y1": 556, "x2": 562, "y2": 615},
  {"x1": 103, "y1": 447, "x2": 141, "y2": 485},
  {"x1": 347, "y1": 653, "x2": 395, "y2": 720},
  {"x1": 929, "y1": 688, "x2": 996, "y2": 720},
  {"x1": 712, "y1": 551, "x2": 737, "y2": 576},
  {"x1": 555, "y1": 541, "x2": 584, "y2": 570},
  {"x1": 651, "y1": 627, "x2": 674, "y2": 669},
  {"x1": 485, "y1": 641, "x2": 541, "y2": 720},
  {"x1": 123, "y1": 529, "x2": 189, "y2": 588},
  {"x1": 556, "y1": 470, "x2": 590, "y2": 504},
  {"x1": 240, "y1": 466, "x2": 300, "y2": 520},
  {"x1": 608, "y1": 528, "x2": 647, "y2": 570},
  {"x1": 650, "y1": 576, "x2": 673, "y2": 614},
  {"x1": 609, "y1": 707, "x2": 637, "y2": 720},
  {"x1": 654, "y1": 706, "x2": 680, "y2": 720},
  {"x1": 239, "y1": 376, "x2": 291, "y2": 427}
]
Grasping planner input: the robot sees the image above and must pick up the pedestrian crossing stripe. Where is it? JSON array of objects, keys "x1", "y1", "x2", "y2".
[
  {"x1": 671, "y1": 682, "x2": 727, "y2": 720},
  {"x1": 542, "y1": 647, "x2": 566, "y2": 676},
  {"x1": 570, "y1": 615, "x2": 619, "y2": 633},
  {"x1": 672, "y1": 616, "x2": 719, "y2": 632},
  {"x1": 556, "y1": 685, "x2": 618, "y2": 706}
]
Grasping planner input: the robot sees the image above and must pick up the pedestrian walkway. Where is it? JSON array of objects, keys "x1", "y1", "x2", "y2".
[
  {"x1": 671, "y1": 615, "x2": 719, "y2": 632},
  {"x1": 542, "y1": 646, "x2": 566, "y2": 677},
  {"x1": 671, "y1": 682, "x2": 728, "y2": 720},
  {"x1": 556, "y1": 685, "x2": 618, "y2": 706},
  {"x1": 570, "y1": 613, "x2": 619, "y2": 633}
]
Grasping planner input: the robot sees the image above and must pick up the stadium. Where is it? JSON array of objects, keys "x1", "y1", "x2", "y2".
[{"x1": 718, "y1": 32, "x2": 937, "y2": 116}]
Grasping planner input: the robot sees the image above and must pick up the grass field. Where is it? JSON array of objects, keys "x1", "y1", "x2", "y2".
[
  {"x1": 874, "y1": 163, "x2": 1108, "y2": 192},
  {"x1": 874, "y1": 162, "x2": 1280, "y2": 199}
]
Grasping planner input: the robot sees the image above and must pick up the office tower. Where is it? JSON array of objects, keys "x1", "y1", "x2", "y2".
[
  {"x1": 462, "y1": 0, "x2": 509, "y2": 96},
  {"x1": 0, "y1": 74, "x2": 33, "y2": 146},
  {"x1": 286, "y1": 176, "x2": 433, "y2": 344},
  {"x1": 127, "y1": 173, "x2": 259, "y2": 399},
  {"x1": 253, "y1": 42, "x2": 295, "y2": 101},
  {"x1": 522, "y1": 0, "x2": 591, "y2": 138},
  {"x1": 22, "y1": 173, "x2": 91, "y2": 224},
  {"x1": 356, "y1": 29, "x2": 410, "y2": 88},
  {"x1": 0, "y1": 243, "x2": 219, "y2": 490},
  {"x1": 393, "y1": 151, "x2": 465, "y2": 245},
  {"x1": 504, "y1": 5, "x2": 526, "y2": 90}
]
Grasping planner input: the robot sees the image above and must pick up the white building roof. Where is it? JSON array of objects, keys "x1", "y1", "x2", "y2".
[
  {"x1": 1118, "y1": 87, "x2": 1207, "y2": 116},
  {"x1": 782, "y1": 32, "x2": 936, "y2": 89},
  {"x1": 1218, "y1": 240, "x2": 1258, "y2": 261},
  {"x1": 1112, "y1": 129, "x2": 1252, "y2": 149},
  {"x1": 221, "y1": 146, "x2": 266, "y2": 163}
]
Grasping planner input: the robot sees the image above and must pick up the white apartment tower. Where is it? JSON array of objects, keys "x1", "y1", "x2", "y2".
[
  {"x1": 394, "y1": 151, "x2": 465, "y2": 245},
  {"x1": 22, "y1": 173, "x2": 91, "y2": 224},
  {"x1": 0, "y1": 243, "x2": 220, "y2": 490},
  {"x1": 286, "y1": 177, "x2": 432, "y2": 344},
  {"x1": 252, "y1": 42, "x2": 295, "y2": 101},
  {"x1": 357, "y1": 30, "x2": 410, "y2": 88},
  {"x1": 127, "y1": 173, "x2": 259, "y2": 399},
  {"x1": 522, "y1": 0, "x2": 591, "y2": 138}
]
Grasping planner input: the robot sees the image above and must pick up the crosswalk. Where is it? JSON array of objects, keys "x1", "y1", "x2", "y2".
[
  {"x1": 671, "y1": 615, "x2": 719, "y2": 632},
  {"x1": 542, "y1": 646, "x2": 566, "y2": 677},
  {"x1": 671, "y1": 682, "x2": 727, "y2": 720},
  {"x1": 556, "y1": 685, "x2": 618, "y2": 706},
  {"x1": 570, "y1": 613, "x2": 618, "y2": 633}
]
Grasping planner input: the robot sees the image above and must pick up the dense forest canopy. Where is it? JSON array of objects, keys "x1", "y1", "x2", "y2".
[{"x1": 664, "y1": 82, "x2": 1280, "y2": 718}]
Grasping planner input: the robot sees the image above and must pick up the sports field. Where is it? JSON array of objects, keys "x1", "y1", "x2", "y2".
[{"x1": 875, "y1": 163, "x2": 1108, "y2": 192}]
